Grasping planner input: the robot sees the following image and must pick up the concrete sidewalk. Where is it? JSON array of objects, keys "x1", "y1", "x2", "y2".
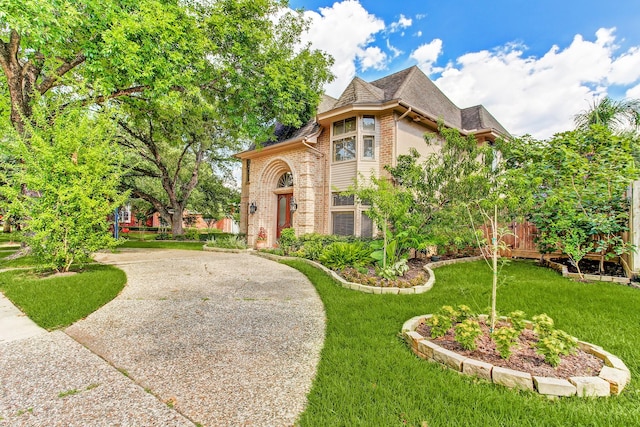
[
  {"x1": 0, "y1": 249, "x2": 326, "y2": 426},
  {"x1": 0, "y1": 291, "x2": 46, "y2": 344}
]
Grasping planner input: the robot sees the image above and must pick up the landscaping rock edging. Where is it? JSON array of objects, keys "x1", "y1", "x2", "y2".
[
  {"x1": 254, "y1": 253, "x2": 483, "y2": 294},
  {"x1": 541, "y1": 258, "x2": 631, "y2": 285},
  {"x1": 401, "y1": 315, "x2": 631, "y2": 397},
  {"x1": 202, "y1": 245, "x2": 254, "y2": 254}
]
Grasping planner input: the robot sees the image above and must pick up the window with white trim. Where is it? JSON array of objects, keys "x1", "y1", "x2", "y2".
[
  {"x1": 332, "y1": 117, "x2": 357, "y2": 162},
  {"x1": 362, "y1": 115, "x2": 375, "y2": 160},
  {"x1": 333, "y1": 137, "x2": 356, "y2": 162}
]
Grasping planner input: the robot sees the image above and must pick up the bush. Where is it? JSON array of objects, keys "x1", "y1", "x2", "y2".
[
  {"x1": 184, "y1": 228, "x2": 200, "y2": 241},
  {"x1": 206, "y1": 235, "x2": 247, "y2": 249},
  {"x1": 491, "y1": 326, "x2": 520, "y2": 359},
  {"x1": 455, "y1": 319, "x2": 482, "y2": 350},
  {"x1": 278, "y1": 228, "x2": 297, "y2": 255},
  {"x1": 426, "y1": 314, "x2": 452, "y2": 339},
  {"x1": 318, "y1": 241, "x2": 372, "y2": 271},
  {"x1": 508, "y1": 310, "x2": 527, "y2": 332}
]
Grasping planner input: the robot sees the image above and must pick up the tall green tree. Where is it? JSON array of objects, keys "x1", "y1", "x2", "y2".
[
  {"x1": 4, "y1": 103, "x2": 126, "y2": 272},
  {"x1": 116, "y1": 0, "x2": 333, "y2": 235},
  {"x1": 0, "y1": 0, "x2": 208, "y2": 136},
  {"x1": 574, "y1": 97, "x2": 640, "y2": 134},
  {"x1": 501, "y1": 126, "x2": 639, "y2": 277}
]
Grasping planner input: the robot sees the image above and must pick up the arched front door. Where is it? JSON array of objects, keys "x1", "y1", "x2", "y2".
[{"x1": 277, "y1": 193, "x2": 293, "y2": 238}]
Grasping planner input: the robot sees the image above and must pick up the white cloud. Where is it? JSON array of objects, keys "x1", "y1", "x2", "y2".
[
  {"x1": 626, "y1": 83, "x2": 640, "y2": 99},
  {"x1": 358, "y1": 46, "x2": 387, "y2": 71},
  {"x1": 386, "y1": 39, "x2": 403, "y2": 58},
  {"x1": 389, "y1": 14, "x2": 412, "y2": 33},
  {"x1": 300, "y1": 0, "x2": 385, "y2": 97},
  {"x1": 431, "y1": 28, "x2": 640, "y2": 138},
  {"x1": 414, "y1": 30, "x2": 423, "y2": 38},
  {"x1": 409, "y1": 39, "x2": 443, "y2": 75}
]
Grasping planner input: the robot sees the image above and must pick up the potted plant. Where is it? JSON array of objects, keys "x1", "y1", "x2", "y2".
[{"x1": 256, "y1": 227, "x2": 268, "y2": 249}]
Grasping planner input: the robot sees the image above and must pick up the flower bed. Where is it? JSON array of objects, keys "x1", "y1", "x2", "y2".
[{"x1": 402, "y1": 314, "x2": 631, "y2": 397}]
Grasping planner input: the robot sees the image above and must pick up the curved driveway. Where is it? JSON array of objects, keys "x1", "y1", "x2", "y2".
[{"x1": 1, "y1": 249, "x2": 326, "y2": 426}]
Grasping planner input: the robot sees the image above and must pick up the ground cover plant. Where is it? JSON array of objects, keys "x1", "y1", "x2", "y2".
[
  {"x1": 284, "y1": 259, "x2": 640, "y2": 426},
  {"x1": 0, "y1": 265, "x2": 126, "y2": 330}
]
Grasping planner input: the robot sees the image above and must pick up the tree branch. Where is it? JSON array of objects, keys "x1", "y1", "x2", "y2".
[{"x1": 38, "y1": 52, "x2": 86, "y2": 94}]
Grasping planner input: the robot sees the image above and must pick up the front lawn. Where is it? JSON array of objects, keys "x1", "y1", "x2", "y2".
[
  {"x1": 0, "y1": 265, "x2": 126, "y2": 330},
  {"x1": 285, "y1": 259, "x2": 640, "y2": 427}
]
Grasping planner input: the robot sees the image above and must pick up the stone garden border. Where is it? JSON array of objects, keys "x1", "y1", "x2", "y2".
[
  {"x1": 254, "y1": 252, "x2": 484, "y2": 294},
  {"x1": 202, "y1": 245, "x2": 254, "y2": 254},
  {"x1": 401, "y1": 315, "x2": 631, "y2": 397},
  {"x1": 542, "y1": 258, "x2": 631, "y2": 285}
]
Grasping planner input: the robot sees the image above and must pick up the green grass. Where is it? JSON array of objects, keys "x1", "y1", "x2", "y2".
[
  {"x1": 285, "y1": 259, "x2": 640, "y2": 427},
  {"x1": 119, "y1": 240, "x2": 204, "y2": 250},
  {"x1": 0, "y1": 264, "x2": 126, "y2": 330}
]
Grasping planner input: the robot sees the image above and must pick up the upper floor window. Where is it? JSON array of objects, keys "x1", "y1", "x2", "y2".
[
  {"x1": 362, "y1": 115, "x2": 375, "y2": 132},
  {"x1": 333, "y1": 137, "x2": 356, "y2": 162},
  {"x1": 333, "y1": 117, "x2": 356, "y2": 136}
]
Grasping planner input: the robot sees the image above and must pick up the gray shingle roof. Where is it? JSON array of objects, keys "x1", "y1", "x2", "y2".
[{"x1": 255, "y1": 66, "x2": 509, "y2": 148}]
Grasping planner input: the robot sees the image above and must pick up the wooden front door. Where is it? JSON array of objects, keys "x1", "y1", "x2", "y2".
[{"x1": 277, "y1": 193, "x2": 293, "y2": 238}]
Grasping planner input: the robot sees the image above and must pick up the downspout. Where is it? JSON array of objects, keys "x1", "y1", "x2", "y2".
[{"x1": 302, "y1": 130, "x2": 327, "y2": 234}]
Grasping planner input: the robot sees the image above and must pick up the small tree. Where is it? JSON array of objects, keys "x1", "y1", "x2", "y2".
[
  {"x1": 7, "y1": 104, "x2": 126, "y2": 272},
  {"x1": 345, "y1": 174, "x2": 414, "y2": 272},
  {"x1": 386, "y1": 124, "x2": 492, "y2": 252},
  {"x1": 503, "y1": 126, "x2": 639, "y2": 278}
]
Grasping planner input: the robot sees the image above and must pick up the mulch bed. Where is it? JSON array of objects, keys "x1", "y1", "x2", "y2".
[
  {"x1": 339, "y1": 258, "x2": 429, "y2": 288},
  {"x1": 551, "y1": 257, "x2": 626, "y2": 277},
  {"x1": 416, "y1": 320, "x2": 603, "y2": 379}
]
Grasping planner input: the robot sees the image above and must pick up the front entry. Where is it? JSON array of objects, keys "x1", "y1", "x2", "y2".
[{"x1": 277, "y1": 193, "x2": 293, "y2": 238}]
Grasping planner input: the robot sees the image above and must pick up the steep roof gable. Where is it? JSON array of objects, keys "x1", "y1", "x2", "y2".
[
  {"x1": 333, "y1": 77, "x2": 385, "y2": 109},
  {"x1": 370, "y1": 66, "x2": 462, "y2": 128}
]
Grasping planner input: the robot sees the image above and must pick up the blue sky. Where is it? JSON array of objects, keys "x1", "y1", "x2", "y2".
[{"x1": 288, "y1": 0, "x2": 640, "y2": 138}]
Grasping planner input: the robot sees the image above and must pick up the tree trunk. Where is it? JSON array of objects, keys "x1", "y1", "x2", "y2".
[{"x1": 171, "y1": 210, "x2": 184, "y2": 236}]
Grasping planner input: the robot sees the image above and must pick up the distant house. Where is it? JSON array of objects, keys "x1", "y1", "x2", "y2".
[{"x1": 235, "y1": 66, "x2": 510, "y2": 247}]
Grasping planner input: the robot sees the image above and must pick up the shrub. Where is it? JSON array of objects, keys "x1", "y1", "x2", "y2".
[
  {"x1": 440, "y1": 305, "x2": 459, "y2": 321},
  {"x1": 318, "y1": 241, "x2": 372, "y2": 271},
  {"x1": 278, "y1": 228, "x2": 297, "y2": 255},
  {"x1": 426, "y1": 314, "x2": 452, "y2": 339},
  {"x1": 456, "y1": 304, "x2": 474, "y2": 322},
  {"x1": 185, "y1": 228, "x2": 200, "y2": 241},
  {"x1": 491, "y1": 326, "x2": 520, "y2": 359},
  {"x1": 207, "y1": 235, "x2": 247, "y2": 249},
  {"x1": 455, "y1": 319, "x2": 482, "y2": 350},
  {"x1": 376, "y1": 259, "x2": 409, "y2": 279},
  {"x1": 508, "y1": 310, "x2": 527, "y2": 332},
  {"x1": 155, "y1": 232, "x2": 171, "y2": 240},
  {"x1": 532, "y1": 313, "x2": 554, "y2": 336}
]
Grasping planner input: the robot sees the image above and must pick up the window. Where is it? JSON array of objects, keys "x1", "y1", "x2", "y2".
[
  {"x1": 333, "y1": 193, "x2": 354, "y2": 206},
  {"x1": 333, "y1": 136, "x2": 356, "y2": 162},
  {"x1": 277, "y1": 172, "x2": 293, "y2": 188},
  {"x1": 118, "y1": 205, "x2": 131, "y2": 223},
  {"x1": 332, "y1": 212, "x2": 354, "y2": 236},
  {"x1": 361, "y1": 211, "x2": 373, "y2": 238},
  {"x1": 362, "y1": 115, "x2": 375, "y2": 132},
  {"x1": 363, "y1": 135, "x2": 375, "y2": 159},
  {"x1": 333, "y1": 117, "x2": 356, "y2": 136},
  {"x1": 246, "y1": 159, "x2": 251, "y2": 183}
]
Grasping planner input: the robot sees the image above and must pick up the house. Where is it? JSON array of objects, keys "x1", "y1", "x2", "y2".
[{"x1": 235, "y1": 66, "x2": 510, "y2": 248}]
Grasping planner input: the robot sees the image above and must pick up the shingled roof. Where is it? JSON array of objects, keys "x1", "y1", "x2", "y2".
[{"x1": 259, "y1": 66, "x2": 509, "y2": 147}]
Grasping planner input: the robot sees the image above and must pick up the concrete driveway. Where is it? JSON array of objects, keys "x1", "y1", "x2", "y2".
[{"x1": 0, "y1": 249, "x2": 325, "y2": 426}]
